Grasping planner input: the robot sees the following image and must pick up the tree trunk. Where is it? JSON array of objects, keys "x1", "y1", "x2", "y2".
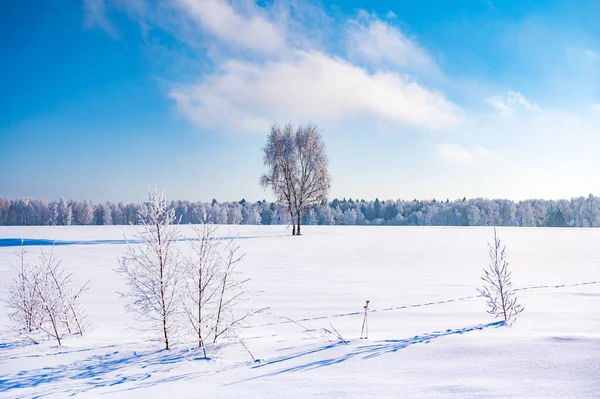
[
  {"x1": 157, "y1": 223, "x2": 169, "y2": 350},
  {"x1": 289, "y1": 208, "x2": 296, "y2": 235},
  {"x1": 163, "y1": 314, "x2": 169, "y2": 350},
  {"x1": 48, "y1": 311, "x2": 61, "y2": 346},
  {"x1": 296, "y1": 211, "x2": 301, "y2": 235}
]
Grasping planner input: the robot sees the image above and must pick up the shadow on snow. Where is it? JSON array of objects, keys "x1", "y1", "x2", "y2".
[
  {"x1": 231, "y1": 320, "x2": 505, "y2": 385},
  {"x1": 0, "y1": 348, "x2": 207, "y2": 398},
  {"x1": 0, "y1": 321, "x2": 504, "y2": 396}
]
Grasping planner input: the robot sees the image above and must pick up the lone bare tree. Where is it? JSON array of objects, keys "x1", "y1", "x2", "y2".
[
  {"x1": 260, "y1": 123, "x2": 298, "y2": 233},
  {"x1": 292, "y1": 124, "x2": 331, "y2": 235},
  {"x1": 260, "y1": 122, "x2": 330, "y2": 235},
  {"x1": 118, "y1": 184, "x2": 182, "y2": 350},
  {"x1": 478, "y1": 228, "x2": 524, "y2": 326}
]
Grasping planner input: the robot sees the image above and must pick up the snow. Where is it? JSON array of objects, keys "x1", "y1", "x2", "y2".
[{"x1": 1, "y1": 225, "x2": 599, "y2": 398}]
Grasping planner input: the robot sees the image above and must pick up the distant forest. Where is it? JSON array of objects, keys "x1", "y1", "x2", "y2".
[{"x1": 1, "y1": 195, "x2": 600, "y2": 227}]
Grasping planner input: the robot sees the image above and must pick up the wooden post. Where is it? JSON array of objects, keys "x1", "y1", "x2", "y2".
[{"x1": 360, "y1": 300, "x2": 370, "y2": 339}]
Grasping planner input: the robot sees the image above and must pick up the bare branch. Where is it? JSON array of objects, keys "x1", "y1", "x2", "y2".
[{"x1": 478, "y1": 228, "x2": 524, "y2": 326}]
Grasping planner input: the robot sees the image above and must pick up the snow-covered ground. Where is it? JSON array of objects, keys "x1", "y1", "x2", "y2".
[{"x1": 1, "y1": 225, "x2": 599, "y2": 398}]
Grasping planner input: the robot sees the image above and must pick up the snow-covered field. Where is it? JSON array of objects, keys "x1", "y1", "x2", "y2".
[{"x1": 1, "y1": 225, "x2": 599, "y2": 398}]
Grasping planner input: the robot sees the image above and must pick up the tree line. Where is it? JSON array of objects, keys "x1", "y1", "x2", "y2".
[{"x1": 1, "y1": 194, "x2": 600, "y2": 227}]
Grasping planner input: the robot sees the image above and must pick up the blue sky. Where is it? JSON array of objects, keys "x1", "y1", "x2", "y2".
[{"x1": 1, "y1": 0, "x2": 600, "y2": 203}]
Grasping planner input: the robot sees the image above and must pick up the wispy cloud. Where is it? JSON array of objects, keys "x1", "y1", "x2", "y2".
[
  {"x1": 345, "y1": 11, "x2": 438, "y2": 77},
  {"x1": 437, "y1": 144, "x2": 493, "y2": 164},
  {"x1": 487, "y1": 91, "x2": 539, "y2": 116},
  {"x1": 106, "y1": 0, "x2": 463, "y2": 133},
  {"x1": 83, "y1": 0, "x2": 119, "y2": 39},
  {"x1": 170, "y1": 50, "x2": 461, "y2": 132},
  {"x1": 174, "y1": 0, "x2": 285, "y2": 54}
]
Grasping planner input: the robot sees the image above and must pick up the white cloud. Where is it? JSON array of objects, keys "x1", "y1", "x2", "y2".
[
  {"x1": 592, "y1": 103, "x2": 600, "y2": 112},
  {"x1": 95, "y1": 0, "x2": 461, "y2": 133},
  {"x1": 437, "y1": 144, "x2": 493, "y2": 164},
  {"x1": 83, "y1": 0, "x2": 119, "y2": 39},
  {"x1": 487, "y1": 96, "x2": 514, "y2": 116},
  {"x1": 174, "y1": 0, "x2": 285, "y2": 54},
  {"x1": 487, "y1": 91, "x2": 539, "y2": 116},
  {"x1": 437, "y1": 144, "x2": 473, "y2": 164},
  {"x1": 473, "y1": 146, "x2": 494, "y2": 158},
  {"x1": 170, "y1": 50, "x2": 462, "y2": 132},
  {"x1": 346, "y1": 12, "x2": 437, "y2": 76}
]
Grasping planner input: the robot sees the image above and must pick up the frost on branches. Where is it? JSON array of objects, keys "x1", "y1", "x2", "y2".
[
  {"x1": 117, "y1": 184, "x2": 182, "y2": 350},
  {"x1": 118, "y1": 185, "x2": 258, "y2": 356},
  {"x1": 182, "y1": 223, "x2": 257, "y2": 359},
  {"x1": 478, "y1": 228, "x2": 524, "y2": 326},
  {"x1": 6, "y1": 242, "x2": 89, "y2": 345},
  {"x1": 6, "y1": 243, "x2": 38, "y2": 337},
  {"x1": 260, "y1": 122, "x2": 331, "y2": 236}
]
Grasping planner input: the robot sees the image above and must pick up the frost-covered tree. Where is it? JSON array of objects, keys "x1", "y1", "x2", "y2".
[
  {"x1": 478, "y1": 228, "x2": 524, "y2": 326},
  {"x1": 57, "y1": 198, "x2": 72, "y2": 226},
  {"x1": 291, "y1": 124, "x2": 330, "y2": 234},
  {"x1": 118, "y1": 185, "x2": 182, "y2": 349},
  {"x1": 317, "y1": 204, "x2": 335, "y2": 225},
  {"x1": 467, "y1": 204, "x2": 481, "y2": 226},
  {"x1": 260, "y1": 122, "x2": 330, "y2": 235},
  {"x1": 516, "y1": 202, "x2": 535, "y2": 227},
  {"x1": 7, "y1": 244, "x2": 89, "y2": 345},
  {"x1": 180, "y1": 223, "x2": 257, "y2": 358},
  {"x1": 260, "y1": 123, "x2": 298, "y2": 233},
  {"x1": 38, "y1": 249, "x2": 89, "y2": 339},
  {"x1": 72, "y1": 200, "x2": 94, "y2": 225},
  {"x1": 270, "y1": 208, "x2": 284, "y2": 225},
  {"x1": 259, "y1": 202, "x2": 273, "y2": 225},
  {"x1": 218, "y1": 206, "x2": 229, "y2": 224},
  {"x1": 48, "y1": 202, "x2": 59, "y2": 226},
  {"x1": 303, "y1": 207, "x2": 318, "y2": 225},
  {"x1": 211, "y1": 238, "x2": 252, "y2": 345},
  {"x1": 227, "y1": 204, "x2": 243, "y2": 224},
  {"x1": 6, "y1": 243, "x2": 39, "y2": 336},
  {"x1": 111, "y1": 203, "x2": 124, "y2": 225},
  {"x1": 342, "y1": 208, "x2": 357, "y2": 225},
  {"x1": 243, "y1": 205, "x2": 262, "y2": 225},
  {"x1": 94, "y1": 202, "x2": 112, "y2": 225},
  {"x1": 182, "y1": 223, "x2": 220, "y2": 357}
]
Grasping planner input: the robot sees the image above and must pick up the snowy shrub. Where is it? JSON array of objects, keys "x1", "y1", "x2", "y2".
[
  {"x1": 6, "y1": 244, "x2": 40, "y2": 337},
  {"x1": 478, "y1": 228, "x2": 524, "y2": 326},
  {"x1": 6, "y1": 243, "x2": 89, "y2": 345}
]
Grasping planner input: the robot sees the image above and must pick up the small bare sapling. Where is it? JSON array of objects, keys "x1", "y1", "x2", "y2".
[
  {"x1": 181, "y1": 223, "x2": 260, "y2": 358},
  {"x1": 117, "y1": 184, "x2": 182, "y2": 350},
  {"x1": 6, "y1": 242, "x2": 89, "y2": 345},
  {"x1": 478, "y1": 228, "x2": 523, "y2": 326},
  {"x1": 6, "y1": 243, "x2": 39, "y2": 338}
]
